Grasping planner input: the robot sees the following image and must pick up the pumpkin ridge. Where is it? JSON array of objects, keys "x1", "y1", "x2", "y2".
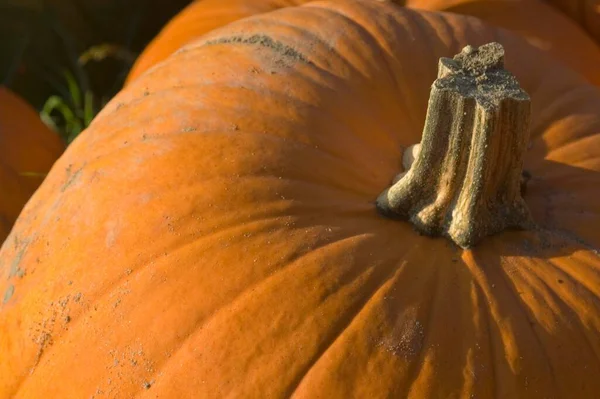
[
  {"x1": 532, "y1": 86, "x2": 600, "y2": 142},
  {"x1": 503, "y1": 253, "x2": 600, "y2": 392},
  {"x1": 463, "y1": 254, "x2": 508, "y2": 396},
  {"x1": 546, "y1": 134, "x2": 600, "y2": 162},
  {"x1": 402, "y1": 249, "x2": 445, "y2": 397},
  {"x1": 466, "y1": 251, "x2": 557, "y2": 395},
  {"x1": 476, "y1": 280, "x2": 499, "y2": 397},
  {"x1": 286, "y1": 258, "x2": 412, "y2": 397},
  {"x1": 497, "y1": 257, "x2": 560, "y2": 390},
  {"x1": 545, "y1": 253, "x2": 600, "y2": 302},
  {"x1": 144, "y1": 235, "x2": 409, "y2": 397},
  {"x1": 531, "y1": 259, "x2": 600, "y2": 369}
]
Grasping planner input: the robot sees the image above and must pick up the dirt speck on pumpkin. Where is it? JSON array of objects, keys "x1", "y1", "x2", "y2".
[
  {"x1": 205, "y1": 34, "x2": 313, "y2": 68},
  {"x1": 3, "y1": 284, "x2": 15, "y2": 304},
  {"x1": 61, "y1": 163, "x2": 84, "y2": 192},
  {"x1": 8, "y1": 244, "x2": 28, "y2": 279}
]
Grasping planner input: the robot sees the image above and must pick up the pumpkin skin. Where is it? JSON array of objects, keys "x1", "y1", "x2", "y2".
[
  {"x1": 2, "y1": 0, "x2": 600, "y2": 397},
  {"x1": 126, "y1": 0, "x2": 600, "y2": 86},
  {"x1": 0, "y1": 87, "x2": 64, "y2": 242},
  {"x1": 125, "y1": 0, "x2": 313, "y2": 85},
  {"x1": 408, "y1": 0, "x2": 600, "y2": 86},
  {"x1": 543, "y1": 0, "x2": 600, "y2": 44}
]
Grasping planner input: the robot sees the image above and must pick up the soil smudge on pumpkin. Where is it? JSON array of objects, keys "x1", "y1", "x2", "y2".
[
  {"x1": 3, "y1": 284, "x2": 14, "y2": 304},
  {"x1": 61, "y1": 163, "x2": 84, "y2": 192},
  {"x1": 205, "y1": 34, "x2": 313, "y2": 67}
]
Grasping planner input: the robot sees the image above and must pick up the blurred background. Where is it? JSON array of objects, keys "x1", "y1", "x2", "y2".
[{"x1": 1, "y1": 0, "x2": 193, "y2": 143}]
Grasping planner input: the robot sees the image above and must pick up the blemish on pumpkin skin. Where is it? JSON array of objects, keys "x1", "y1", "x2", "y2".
[
  {"x1": 205, "y1": 34, "x2": 313, "y2": 66},
  {"x1": 3, "y1": 284, "x2": 14, "y2": 304},
  {"x1": 61, "y1": 164, "x2": 84, "y2": 192},
  {"x1": 8, "y1": 245, "x2": 27, "y2": 279}
]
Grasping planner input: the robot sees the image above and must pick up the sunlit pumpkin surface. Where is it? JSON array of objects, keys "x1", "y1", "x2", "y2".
[
  {"x1": 1, "y1": 1, "x2": 599, "y2": 398},
  {"x1": 126, "y1": 0, "x2": 600, "y2": 87}
]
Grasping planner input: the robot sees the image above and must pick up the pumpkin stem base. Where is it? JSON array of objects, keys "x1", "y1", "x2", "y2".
[{"x1": 377, "y1": 42, "x2": 534, "y2": 248}]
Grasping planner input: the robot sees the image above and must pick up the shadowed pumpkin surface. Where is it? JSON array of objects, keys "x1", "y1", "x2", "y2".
[
  {"x1": 543, "y1": 0, "x2": 600, "y2": 45},
  {"x1": 1, "y1": 1, "x2": 600, "y2": 398},
  {"x1": 0, "y1": 87, "x2": 64, "y2": 243}
]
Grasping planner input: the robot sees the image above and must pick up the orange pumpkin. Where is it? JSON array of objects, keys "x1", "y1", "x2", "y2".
[
  {"x1": 126, "y1": 0, "x2": 600, "y2": 86},
  {"x1": 125, "y1": 0, "x2": 312, "y2": 85},
  {"x1": 2, "y1": 1, "x2": 600, "y2": 397},
  {"x1": 407, "y1": 0, "x2": 600, "y2": 86},
  {"x1": 0, "y1": 87, "x2": 64, "y2": 243},
  {"x1": 543, "y1": 0, "x2": 600, "y2": 44}
]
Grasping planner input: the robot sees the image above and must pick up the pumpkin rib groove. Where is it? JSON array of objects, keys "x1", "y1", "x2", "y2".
[
  {"x1": 403, "y1": 249, "x2": 445, "y2": 397},
  {"x1": 531, "y1": 86, "x2": 599, "y2": 141},
  {"x1": 385, "y1": 9, "x2": 427, "y2": 134},
  {"x1": 143, "y1": 235, "x2": 410, "y2": 398},
  {"x1": 467, "y1": 251, "x2": 557, "y2": 395},
  {"x1": 286, "y1": 3, "x2": 426, "y2": 137},
  {"x1": 304, "y1": 3, "x2": 423, "y2": 133},
  {"x1": 435, "y1": 11, "x2": 461, "y2": 54},
  {"x1": 546, "y1": 134, "x2": 600, "y2": 161},
  {"x1": 287, "y1": 250, "x2": 417, "y2": 397},
  {"x1": 365, "y1": 6, "x2": 434, "y2": 133},
  {"x1": 545, "y1": 254, "x2": 600, "y2": 300},
  {"x1": 508, "y1": 255, "x2": 600, "y2": 389},
  {"x1": 463, "y1": 255, "x2": 507, "y2": 396},
  {"x1": 478, "y1": 281, "x2": 499, "y2": 397},
  {"x1": 182, "y1": 11, "x2": 412, "y2": 150},
  {"x1": 532, "y1": 259, "x2": 600, "y2": 370},
  {"x1": 18, "y1": 231, "x2": 387, "y2": 397},
  {"x1": 507, "y1": 258, "x2": 576, "y2": 389},
  {"x1": 496, "y1": 258, "x2": 560, "y2": 391},
  {"x1": 285, "y1": 258, "x2": 414, "y2": 397}
]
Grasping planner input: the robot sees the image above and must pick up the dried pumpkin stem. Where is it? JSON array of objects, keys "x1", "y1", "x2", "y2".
[{"x1": 377, "y1": 42, "x2": 534, "y2": 248}]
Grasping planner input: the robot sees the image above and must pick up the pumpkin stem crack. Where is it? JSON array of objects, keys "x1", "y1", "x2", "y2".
[{"x1": 377, "y1": 42, "x2": 535, "y2": 248}]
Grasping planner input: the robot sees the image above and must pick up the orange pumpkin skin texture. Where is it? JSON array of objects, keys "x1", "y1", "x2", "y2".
[
  {"x1": 406, "y1": 0, "x2": 600, "y2": 86},
  {"x1": 2, "y1": 1, "x2": 600, "y2": 397},
  {"x1": 543, "y1": 0, "x2": 600, "y2": 44},
  {"x1": 0, "y1": 87, "x2": 64, "y2": 242},
  {"x1": 126, "y1": 0, "x2": 600, "y2": 87},
  {"x1": 125, "y1": 0, "x2": 314, "y2": 85}
]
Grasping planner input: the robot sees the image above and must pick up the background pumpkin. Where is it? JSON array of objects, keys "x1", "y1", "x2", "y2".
[
  {"x1": 0, "y1": 87, "x2": 64, "y2": 243},
  {"x1": 125, "y1": 0, "x2": 600, "y2": 86},
  {"x1": 1, "y1": 0, "x2": 600, "y2": 397},
  {"x1": 543, "y1": 0, "x2": 600, "y2": 44}
]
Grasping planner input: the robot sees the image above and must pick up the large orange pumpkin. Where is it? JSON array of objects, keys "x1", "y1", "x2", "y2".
[
  {"x1": 125, "y1": 0, "x2": 600, "y2": 86},
  {"x1": 0, "y1": 87, "x2": 64, "y2": 242},
  {"x1": 2, "y1": 1, "x2": 600, "y2": 397}
]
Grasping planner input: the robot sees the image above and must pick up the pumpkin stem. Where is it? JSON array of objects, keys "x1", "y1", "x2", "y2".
[{"x1": 377, "y1": 42, "x2": 534, "y2": 248}]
